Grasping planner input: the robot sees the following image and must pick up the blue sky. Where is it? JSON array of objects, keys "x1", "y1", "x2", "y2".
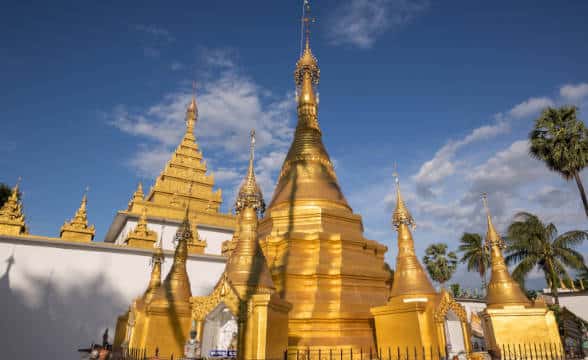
[{"x1": 2, "y1": 0, "x2": 588, "y2": 287}]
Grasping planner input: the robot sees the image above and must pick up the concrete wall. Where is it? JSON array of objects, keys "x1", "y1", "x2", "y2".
[
  {"x1": 113, "y1": 218, "x2": 233, "y2": 255},
  {"x1": 0, "y1": 235, "x2": 226, "y2": 360},
  {"x1": 541, "y1": 291, "x2": 588, "y2": 321}
]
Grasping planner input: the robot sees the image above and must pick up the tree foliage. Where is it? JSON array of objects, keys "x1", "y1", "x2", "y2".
[
  {"x1": 422, "y1": 243, "x2": 458, "y2": 287},
  {"x1": 458, "y1": 233, "x2": 490, "y2": 287},
  {"x1": 505, "y1": 212, "x2": 587, "y2": 305},
  {"x1": 530, "y1": 106, "x2": 588, "y2": 217}
]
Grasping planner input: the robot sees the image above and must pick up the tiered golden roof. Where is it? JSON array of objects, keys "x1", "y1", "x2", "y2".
[
  {"x1": 482, "y1": 195, "x2": 531, "y2": 307},
  {"x1": 125, "y1": 93, "x2": 236, "y2": 233},
  {"x1": 60, "y1": 192, "x2": 95, "y2": 242},
  {"x1": 0, "y1": 182, "x2": 27, "y2": 236},
  {"x1": 389, "y1": 176, "x2": 436, "y2": 298}
]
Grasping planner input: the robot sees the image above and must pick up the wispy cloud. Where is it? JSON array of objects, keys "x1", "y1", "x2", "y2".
[
  {"x1": 508, "y1": 97, "x2": 554, "y2": 119},
  {"x1": 560, "y1": 82, "x2": 588, "y2": 103},
  {"x1": 111, "y1": 49, "x2": 295, "y2": 204},
  {"x1": 134, "y1": 24, "x2": 175, "y2": 43},
  {"x1": 327, "y1": 0, "x2": 429, "y2": 48}
]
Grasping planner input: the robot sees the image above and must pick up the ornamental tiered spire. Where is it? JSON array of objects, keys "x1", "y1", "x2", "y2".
[
  {"x1": 482, "y1": 194, "x2": 530, "y2": 307},
  {"x1": 125, "y1": 207, "x2": 157, "y2": 249},
  {"x1": 389, "y1": 173, "x2": 436, "y2": 298},
  {"x1": 0, "y1": 180, "x2": 26, "y2": 236},
  {"x1": 60, "y1": 191, "x2": 95, "y2": 242},
  {"x1": 234, "y1": 129, "x2": 265, "y2": 216},
  {"x1": 143, "y1": 238, "x2": 164, "y2": 304},
  {"x1": 225, "y1": 134, "x2": 274, "y2": 296},
  {"x1": 268, "y1": 1, "x2": 349, "y2": 211},
  {"x1": 152, "y1": 207, "x2": 193, "y2": 304}
]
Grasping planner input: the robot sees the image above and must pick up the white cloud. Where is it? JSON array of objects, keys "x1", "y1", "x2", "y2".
[
  {"x1": 508, "y1": 97, "x2": 554, "y2": 119},
  {"x1": 413, "y1": 121, "x2": 509, "y2": 197},
  {"x1": 128, "y1": 146, "x2": 171, "y2": 178},
  {"x1": 134, "y1": 24, "x2": 175, "y2": 42},
  {"x1": 560, "y1": 83, "x2": 588, "y2": 102},
  {"x1": 328, "y1": 0, "x2": 429, "y2": 48}
]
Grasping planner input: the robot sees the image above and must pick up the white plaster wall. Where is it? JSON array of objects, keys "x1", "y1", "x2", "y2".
[
  {"x1": 457, "y1": 300, "x2": 487, "y2": 322},
  {"x1": 542, "y1": 293, "x2": 588, "y2": 321},
  {"x1": 0, "y1": 236, "x2": 226, "y2": 360},
  {"x1": 113, "y1": 219, "x2": 232, "y2": 255}
]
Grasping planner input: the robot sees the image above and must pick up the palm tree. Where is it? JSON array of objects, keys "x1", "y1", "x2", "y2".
[
  {"x1": 458, "y1": 233, "x2": 491, "y2": 289},
  {"x1": 422, "y1": 243, "x2": 458, "y2": 288},
  {"x1": 505, "y1": 212, "x2": 587, "y2": 305},
  {"x1": 530, "y1": 106, "x2": 588, "y2": 217}
]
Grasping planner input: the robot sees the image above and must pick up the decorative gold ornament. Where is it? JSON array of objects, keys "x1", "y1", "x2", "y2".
[
  {"x1": 0, "y1": 180, "x2": 27, "y2": 236},
  {"x1": 60, "y1": 191, "x2": 95, "y2": 242},
  {"x1": 125, "y1": 207, "x2": 157, "y2": 249}
]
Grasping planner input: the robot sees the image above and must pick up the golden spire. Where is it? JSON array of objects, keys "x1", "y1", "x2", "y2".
[
  {"x1": 128, "y1": 182, "x2": 144, "y2": 209},
  {"x1": 389, "y1": 172, "x2": 436, "y2": 298},
  {"x1": 235, "y1": 129, "x2": 265, "y2": 215},
  {"x1": 156, "y1": 206, "x2": 192, "y2": 303},
  {"x1": 482, "y1": 194, "x2": 530, "y2": 307},
  {"x1": 225, "y1": 134, "x2": 274, "y2": 295},
  {"x1": 144, "y1": 237, "x2": 164, "y2": 303},
  {"x1": 60, "y1": 189, "x2": 95, "y2": 242},
  {"x1": 268, "y1": 0, "x2": 349, "y2": 211},
  {"x1": 186, "y1": 81, "x2": 198, "y2": 138},
  {"x1": 0, "y1": 179, "x2": 27, "y2": 236}
]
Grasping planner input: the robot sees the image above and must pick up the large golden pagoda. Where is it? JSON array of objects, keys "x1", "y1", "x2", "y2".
[
  {"x1": 114, "y1": 207, "x2": 197, "y2": 356},
  {"x1": 257, "y1": 12, "x2": 390, "y2": 350},
  {"x1": 192, "y1": 130, "x2": 290, "y2": 360},
  {"x1": 0, "y1": 182, "x2": 27, "y2": 236},
  {"x1": 371, "y1": 176, "x2": 471, "y2": 356},
  {"x1": 480, "y1": 195, "x2": 562, "y2": 356}
]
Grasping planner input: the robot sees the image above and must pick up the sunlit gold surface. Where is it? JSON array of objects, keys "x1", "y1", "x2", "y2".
[
  {"x1": 372, "y1": 180, "x2": 472, "y2": 355},
  {"x1": 0, "y1": 182, "x2": 27, "y2": 236},
  {"x1": 115, "y1": 209, "x2": 196, "y2": 356},
  {"x1": 192, "y1": 136, "x2": 290, "y2": 360},
  {"x1": 124, "y1": 207, "x2": 157, "y2": 249},
  {"x1": 123, "y1": 94, "x2": 236, "y2": 250},
  {"x1": 60, "y1": 193, "x2": 95, "y2": 242},
  {"x1": 258, "y1": 32, "x2": 389, "y2": 351},
  {"x1": 480, "y1": 196, "x2": 562, "y2": 355}
]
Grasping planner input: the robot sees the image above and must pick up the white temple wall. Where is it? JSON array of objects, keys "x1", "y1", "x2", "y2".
[
  {"x1": 0, "y1": 235, "x2": 226, "y2": 360},
  {"x1": 112, "y1": 218, "x2": 232, "y2": 255}
]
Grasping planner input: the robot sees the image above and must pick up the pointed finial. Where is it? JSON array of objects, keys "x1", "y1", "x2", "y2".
[
  {"x1": 301, "y1": 0, "x2": 315, "y2": 55},
  {"x1": 186, "y1": 82, "x2": 198, "y2": 135},
  {"x1": 392, "y1": 167, "x2": 415, "y2": 230},
  {"x1": 481, "y1": 193, "x2": 503, "y2": 248},
  {"x1": 234, "y1": 129, "x2": 265, "y2": 215}
]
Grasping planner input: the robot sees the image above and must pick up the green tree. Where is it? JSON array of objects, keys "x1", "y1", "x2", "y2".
[
  {"x1": 530, "y1": 106, "x2": 588, "y2": 217},
  {"x1": 422, "y1": 243, "x2": 458, "y2": 288},
  {"x1": 458, "y1": 233, "x2": 491, "y2": 289},
  {"x1": 449, "y1": 283, "x2": 461, "y2": 298},
  {"x1": 0, "y1": 183, "x2": 13, "y2": 208},
  {"x1": 505, "y1": 212, "x2": 587, "y2": 305}
]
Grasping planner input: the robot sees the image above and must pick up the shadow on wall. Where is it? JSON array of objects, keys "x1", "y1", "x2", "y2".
[{"x1": 0, "y1": 253, "x2": 127, "y2": 360}]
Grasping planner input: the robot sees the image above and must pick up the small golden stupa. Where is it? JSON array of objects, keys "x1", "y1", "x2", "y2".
[
  {"x1": 60, "y1": 192, "x2": 95, "y2": 242},
  {"x1": 371, "y1": 175, "x2": 471, "y2": 355},
  {"x1": 191, "y1": 130, "x2": 290, "y2": 360},
  {"x1": 480, "y1": 195, "x2": 562, "y2": 356},
  {"x1": 124, "y1": 206, "x2": 157, "y2": 248},
  {"x1": 257, "y1": 5, "x2": 390, "y2": 350},
  {"x1": 114, "y1": 207, "x2": 196, "y2": 356},
  {"x1": 0, "y1": 181, "x2": 27, "y2": 236}
]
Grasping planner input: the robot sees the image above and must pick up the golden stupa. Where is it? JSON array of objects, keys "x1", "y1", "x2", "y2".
[
  {"x1": 0, "y1": 181, "x2": 27, "y2": 236},
  {"x1": 480, "y1": 195, "x2": 562, "y2": 356},
  {"x1": 256, "y1": 17, "x2": 390, "y2": 351},
  {"x1": 191, "y1": 130, "x2": 290, "y2": 360},
  {"x1": 114, "y1": 206, "x2": 197, "y2": 356},
  {"x1": 60, "y1": 192, "x2": 95, "y2": 242},
  {"x1": 371, "y1": 176, "x2": 472, "y2": 356}
]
